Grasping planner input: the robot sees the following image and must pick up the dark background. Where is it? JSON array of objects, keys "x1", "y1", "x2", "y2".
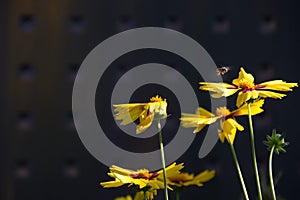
[{"x1": 0, "y1": 0, "x2": 299, "y2": 199}]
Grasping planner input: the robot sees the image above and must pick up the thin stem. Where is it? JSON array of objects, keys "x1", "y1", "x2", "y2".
[
  {"x1": 269, "y1": 146, "x2": 277, "y2": 200},
  {"x1": 176, "y1": 190, "x2": 180, "y2": 200},
  {"x1": 157, "y1": 120, "x2": 169, "y2": 200},
  {"x1": 229, "y1": 142, "x2": 250, "y2": 200},
  {"x1": 247, "y1": 102, "x2": 263, "y2": 200},
  {"x1": 144, "y1": 191, "x2": 147, "y2": 200}
]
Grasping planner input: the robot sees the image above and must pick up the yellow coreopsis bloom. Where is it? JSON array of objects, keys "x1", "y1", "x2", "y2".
[
  {"x1": 168, "y1": 170, "x2": 215, "y2": 188},
  {"x1": 135, "y1": 190, "x2": 157, "y2": 200},
  {"x1": 115, "y1": 195, "x2": 133, "y2": 200},
  {"x1": 114, "y1": 95, "x2": 168, "y2": 134},
  {"x1": 114, "y1": 191, "x2": 157, "y2": 200},
  {"x1": 100, "y1": 162, "x2": 184, "y2": 190},
  {"x1": 200, "y1": 67, "x2": 298, "y2": 107},
  {"x1": 180, "y1": 100, "x2": 264, "y2": 144}
]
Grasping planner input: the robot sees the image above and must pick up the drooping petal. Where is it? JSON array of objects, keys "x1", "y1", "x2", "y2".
[
  {"x1": 199, "y1": 82, "x2": 239, "y2": 98},
  {"x1": 236, "y1": 91, "x2": 254, "y2": 107},
  {"x1": 231, "y1": 99, "x2": 264, "y2": 116},
  {"x1": 218, "y1": 129, "x2": 225, "y2": 143},
  {"x1": 259, "y1": 80, "x2": 298, "y2": 91},
  {"x1": 257, "y1": 90, "x2": 287, "y2": 99},
  {"x1": 136, "y1": 113, "x2": 154, "y2": 134},
  {"x1": 221, "y1": 118, "x2": 244, "y2": 144},
  {"x1": 229, "y1": 118, "x2": 244, "y2": 131},
  {"x1": 114, "y1": 104, "x2": 149, "y2": 125},
  {"x1": 193, "y1": 124, "x2": 207, "y2": 133}
]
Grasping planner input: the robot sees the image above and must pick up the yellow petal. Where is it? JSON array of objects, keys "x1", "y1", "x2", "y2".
[
  {"x1": 232, "y1": 99, "x2": 264, "y2": 116},
  {"x1": 196, "y1": 107, "x2": 215, "y2": 117},
  {"x1": 115, "y1": 195, "x2": 133, "y2": 200},
  {"x1": 193, "y1": 124, "x2": 207, "y2": 133},
  {"x1": 199, "y1": 82, "x2": 239, "y2": 98},
  {"x1": 134, "y1": 192, "x2": 144, "y2": 200},
  {"x1": 232, "y1": 67, "x2": 255, "y2": 86},
  {"x1": 222, "y1": 118, "x2": 244, "y2": 144},
  {"x1": 152, "y1": 101, "x2": 168, "y2": 119},
  {"x1": 136, "y1": 113, "x2": 154, "y2": 134},
  {"x1": 157, "y1": 163, "x2": 184, "y2": 180},
  {"x1": 218, "y1": 129, "x2": 225, "y2": 143},
  {"x1": 100, "y1": 180, "x2": 124, "y2": 188},
  {"x1": 180, "y1": 115, "x2": 218, "y2": 126},
  {"x1": 194, "y1": 170, "x2": 215, "y2": 184},
  {"x1": 259, "y1": 80, "x2": 298, "y2": 91},
  {"x1": 113, "y1": 173, "x2": 135, "y2": 184},
  {"x1": 229, "y1": 118, "x2": 244, "y2": 131},
  {"x1": 134, "y1": 190, "x2": 157, "y2": 200},
  {"x1": 114, "y1": 104, "x2": 149, "y2": 125},
  {"x1": 257, "y1": 90, "x2": 286, "y2": 99},
  {"x1": 109, "y1": 165, "x2": 136, "y2": 176},
  {"x1": 180, "y1": 111, "x2": 219, "y2": 133},
  {"x1": 236, "y1": 91, "x2": 253, "y2": 107},
  {"x1": 131, "y1": 178, "x2": 148, "y2": 189}
]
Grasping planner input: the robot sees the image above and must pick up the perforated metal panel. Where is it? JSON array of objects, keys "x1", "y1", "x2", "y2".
[{"x1": 1, "y1": 0, "x2": 299, "y2": 200}]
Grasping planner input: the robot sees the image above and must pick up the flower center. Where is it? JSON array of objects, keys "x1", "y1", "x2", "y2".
[
  {"x1": 130, "y1": 170, "x2": 158, "y2": 180},
  {"x1": 216, "y1": 107, "x2": 230, "y2": 117},
  {"x1": 150, "y1": 95, "x2": 164, "y2": 102},
  {"x1": 238, "y1": 78, "x2": 255, "y2": 89}
]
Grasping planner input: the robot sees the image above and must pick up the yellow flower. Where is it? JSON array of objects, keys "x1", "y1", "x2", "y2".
[
  {"x1": 114, "y1": 95, "x2": 168, "y2": 134},
  {"x1": 200, "y1": 67, "x2": 298, "y2": 107},
  {"x1": 100, "y1": 163, "x2": 184, "y2": 190},
  {"x1": 180, "y1": 100, "x2": 264, "y2": 144},
  {"x1": 115, "y1": 195, "x2": 133, "y2": 200},
  {"x1": 168, "y1": 170, "x2": 215, "y2": 188},
  {"x1": 114, "y1": 191, "x2": 158, "y2": 200},
  {"x1": 135, "y1": 190, "x2": 157, "y2": 200}
]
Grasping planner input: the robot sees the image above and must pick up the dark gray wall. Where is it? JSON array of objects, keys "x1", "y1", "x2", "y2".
[{"x1": 1, "y1": 0, "x2": 299, "y2": 199}]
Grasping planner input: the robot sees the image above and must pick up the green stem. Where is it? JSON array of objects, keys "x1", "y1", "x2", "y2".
[
  {"x1": 176, "y1": 190, "x2": 180, "y2": 200},
  {"x1": 157, "y1": 120, "x2": 169, "y2": 200},
  {"x1": 247, "y1": 102, "x2": 263, "y2": 200},
  {"x1": 144, "y1": 191, "x2": 147, "y2": 200},
  {"x1": 269, "y1": 146, "x2": 276, "y2": 200},
  {"x1": 229, "y1": 142, "x2": 250, "y2": 200}
]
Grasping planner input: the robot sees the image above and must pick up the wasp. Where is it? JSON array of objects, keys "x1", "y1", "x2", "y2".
[{"x1": 216, "y1": 66, "x2": 231, "y2": 76}]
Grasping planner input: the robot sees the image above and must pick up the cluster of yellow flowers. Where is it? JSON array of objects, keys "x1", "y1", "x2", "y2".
[
  {"x1": 113, "y1": 67, "x2": 297, "y2": 144},
  {"x1": 182, "y1": 67, "x2": 297, "y2": 144},
  {"x1": 101, "y1": 67, "x2": 297, "y2": 200}
]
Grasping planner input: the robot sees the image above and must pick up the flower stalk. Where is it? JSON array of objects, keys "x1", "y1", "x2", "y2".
[
  {"x1": 269, "y1": 146, "x2": 276, "y2": 200},
  {"x1": 264, "y1": 129, "x2": 288, "y2": 200},
  {"x1": 229, "y1": 141, "x2": 250, "y2": 200},
  {"x1": 157, "y1": 120, "x2": 169, "y2": 200},
  {"x1": 175, "y1": 190, "x2": 180, "y2": 200},
  {"x1": 247, "y1": 102, "x2": 263, "y2": 200}
]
